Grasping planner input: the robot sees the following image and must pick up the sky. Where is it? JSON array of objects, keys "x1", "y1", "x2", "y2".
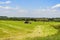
[{"x1": 0, "y1": 0, "x2": 60, "y2": 18}]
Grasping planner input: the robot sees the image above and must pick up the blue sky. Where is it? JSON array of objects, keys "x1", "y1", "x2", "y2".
[{"x1": 0, "y1": 0, "x2": 60, "y2": 18}]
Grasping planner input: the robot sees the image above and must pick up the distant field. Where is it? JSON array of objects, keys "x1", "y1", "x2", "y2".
[{"x1": 0, "y1": 20, "x2": 60, "y2": 40}]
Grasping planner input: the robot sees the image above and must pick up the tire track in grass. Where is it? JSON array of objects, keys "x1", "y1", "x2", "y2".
[
  {"x1": 27, "y1": 25, "x2": 58, "y2": 37},
  {"x1": 0, "y1": 22, "x2": 32, "y2": 40},
  {"x1": 0, "y1": 21, "x2": 33, "y2": 40},
  {"x1": 1, "y1": 21, "x2": 33, "y2": 32},
  {"x1": 0, "y1": 21, "x2": 58, "y2": 40},
  {"x1": 0, "y1": 25, "x2": 58, "y2": 40},
  {"x1": 0, "y1": 21, "x2": 24, "y2": 30},
  {"x1": 15, "y1": 25, "x2": 58, "y2": 39},
  {"x1": 0, "y1": 28, "x2": 12, "y2": 40},
  {"x1": 0, "y1": 23, "x2": 22, "y2": 30},
  {"x1": 0, "y1": 23, "x2": 25, "y2": 40},
  {"x1": 0, "y1": 28, "x2": 9, "y2": 33}
]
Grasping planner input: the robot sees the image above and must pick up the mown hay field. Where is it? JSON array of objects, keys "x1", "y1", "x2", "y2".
[{"x1": 0, "y1": 20, "x2": 60, "y2": 40}]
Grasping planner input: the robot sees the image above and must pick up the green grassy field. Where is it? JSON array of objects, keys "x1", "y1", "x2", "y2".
[{"x1": 0, "y1": 20, "x2": 60, "y2": 40}]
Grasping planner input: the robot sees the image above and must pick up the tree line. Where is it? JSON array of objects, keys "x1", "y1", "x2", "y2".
[{"x1": 0, "y1": 16, "x2": 60, "y2": 22}]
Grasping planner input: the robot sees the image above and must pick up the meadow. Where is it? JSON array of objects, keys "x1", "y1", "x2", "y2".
[{"x1": 0, "y1": 20, "x2": 60, "y2": 40}]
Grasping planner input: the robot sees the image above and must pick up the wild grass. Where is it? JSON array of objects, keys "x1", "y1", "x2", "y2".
[{"x1": 0, "y1": 20, "x2": 60, "y2": 40}]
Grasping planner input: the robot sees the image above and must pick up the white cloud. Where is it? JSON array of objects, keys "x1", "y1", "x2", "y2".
[
  {"x1": 0, "y1": 1, "x2": 11, "y2": 4},
  {"x1": 0, "y1": 6, "x2": 59, "y2": 17},
  {"x1": 52, "y1": 4, "x2": 60, "y2": 9},
  {"x1": 0, "y1": 6, "x2": 12, "y2": 9},
  {"x1": 18, "y1": 10, "x2": 28, "y2": 13},
  {"x1": 0, "y1": 6, "x2": 3, "y2": 8},
  {"x1": 5, "y1": 1, "x2": 11, "y2": 4},
  {"x1": 0, "y1": 5, "x2": 60, "y2": 17},
  {"x1": 29, "y1": 8, "x2": 60, "y2": 17},
  {"x1": 0, "y1": 6, "x2": 28, "y2": 16},
  {"x1": 32, "y1": 9, "x2": 58, "y2": 14}
]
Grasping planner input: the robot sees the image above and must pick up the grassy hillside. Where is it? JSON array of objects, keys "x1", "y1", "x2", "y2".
[{"x1": 0, "y1": 20, "x2": 60, "y2": 40}]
